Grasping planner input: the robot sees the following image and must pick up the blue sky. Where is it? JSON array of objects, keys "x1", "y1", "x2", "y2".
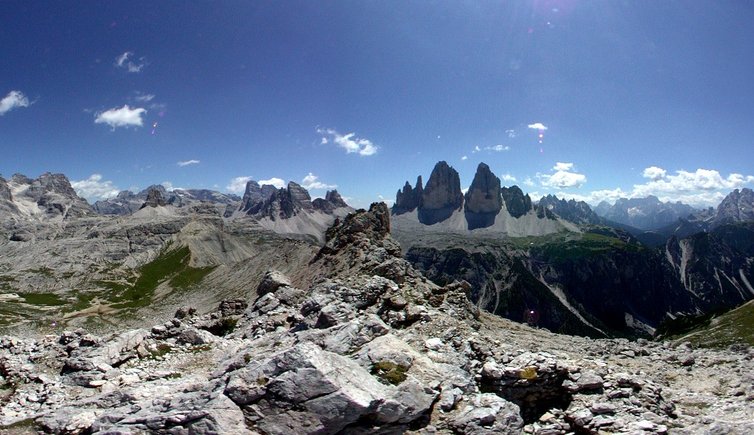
[{"x1": 2, "y1": 1, "x2": 753, "y2": 208}]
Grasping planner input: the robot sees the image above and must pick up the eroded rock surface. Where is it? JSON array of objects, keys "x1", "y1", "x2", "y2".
[{"x1": 1, "y1": 203, "x2": 752, "y2": 434}]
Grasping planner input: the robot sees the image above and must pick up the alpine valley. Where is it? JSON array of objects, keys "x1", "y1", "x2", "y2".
[{"x1": 1, "y1": 163, "x2": 753, "y2": 434}]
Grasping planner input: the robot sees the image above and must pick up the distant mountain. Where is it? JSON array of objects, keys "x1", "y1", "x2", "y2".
[
  {"x1": 633, "y1": 188, "x2": 754, "y2": 243},
  {"x1": 94, "y1": 186, "x2": 241, "y2": 216},
  {"x1": 537, "y1": 195, "x2": 603, "y2": 225},
  {"x1": 593, "y1": 195, "x2": 696, "y2": 230},
  {"x1": 391, "y1": 162, "x2": 574, "y2": 240},
  {"x1": 712, "y1": 188, "x2": 754, "y2": 228},
  {"x1": 1, "y1": 173, "x2": 93, "y2": 221}
]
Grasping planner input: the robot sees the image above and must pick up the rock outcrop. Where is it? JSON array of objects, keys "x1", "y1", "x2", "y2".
[
  {"x1": 0, "y1": 177, "x2": 11, "y2": 202},
  {"x1": 140, "y1": 187, "x2": 168, "y2": 209},
  {"x1": 464, "y1": 163, "x2": 502, "y2": 230},
  {"x1": 713, "y1": 187, "x2": 754, "y2": 227},
  {"x1": 501, "y1": 185, "x2": 533, "y2": 218},
  {"x1": 239, "y1": 181, "x2": 276, "y2": 214},
  {"x1": 4, "y1": 172, "x2": 93, "y2": 219},
  {"x1": 419, "y1": 161, "x2": 463, "y2": 225},
  {"x1": 538, "y1": 194, "x2": 602, "y2": 225},
  {"x1": 1, "y1": 203, "x2": 752, "y2": 434},
  {"x1": 256, "y1": 182, "x2": 314, "y2": 220},
  {"x1": 393, "y1": 176, "x2": 423, "y2": 215},
  {"x1": 312, "y1": 190, "x2": 348, "y2": 213}
]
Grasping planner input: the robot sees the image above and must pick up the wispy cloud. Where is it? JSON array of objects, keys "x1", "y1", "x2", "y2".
[
  {"x1": 134, "y1": 92, "x2": 155, "y2": 103},
  {"x1": 301, "y1": 173, "x2": 336, "y2": 190},
  {"x1": 0, "y1": 90, "x2": 30, "y2": 116},
  {"x1": 486, "y1": 144, "x2": 510, "y2": 152},
  {"x1": 506, "y1": 129, "x2": 517, "y2": 138},
  {"x1": 177, "y1": 159, "x2": 200, "y2": 167},
  {"x1": 501, "y1": 173, "x2": 516, "y2": 183},
  {"x1": 527, "y1": 122, "x2": 548, "y2": 130},
  {"x1": 461, "y1": 155, "x2": 468, "y2": 161},
  {"x1": 115, "y1": 51, "x2": 147, "y2": 73},
  {"x1": 71, "y1": 174, "x2": 120, "y2": 201},
  {"x1": 94, "y1": 105, "x2": 146, "y2": 129},
  {"x1": 316, "y1": 127, "x2": 378, "y2": 156},
  {"x1": 226, "y1": 176, "x2": 253, "y2": 194}
]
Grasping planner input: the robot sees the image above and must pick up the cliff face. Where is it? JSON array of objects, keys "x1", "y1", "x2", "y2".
[
  {"x1": 418, "y1": 161, "x2": 464, "y2": 225},
  {"x1": 464, "y1": 163, "x2": 502, "y2": 230},
  {"x1": 405, "y1": 223, "x2": 754, "y2": 338},
  {"x1": 501, "y1": 186, "x2": 533, "y2": 219},
  {"x1": 393, "y1": 176, "x2": 423, "y2": 215}
]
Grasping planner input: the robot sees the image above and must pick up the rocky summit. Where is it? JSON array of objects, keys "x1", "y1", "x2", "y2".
[
  {"x1": 418, "y1": 161, "x2": 464, "y2": 225},
  {"x1": 464, "y1": 163, "x2": 503, "y2": 230},
  {"x1": 391, "y1": 162, "x2": 572, "y2": 237},
  {"x1": 1, "y1": 203, "x2": 752, "y2": 434}
]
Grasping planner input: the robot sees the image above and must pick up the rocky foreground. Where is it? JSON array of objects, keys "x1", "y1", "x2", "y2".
[{"x1": 1, "y1": 204, "x2": 753, "y2": 434}]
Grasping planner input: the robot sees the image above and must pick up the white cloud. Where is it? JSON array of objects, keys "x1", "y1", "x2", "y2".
[
  {"x1": 94, "y1": 105, "x2": 146, "y2": 128},
  {"x1": 71, "y1": 174, "x2": 120, "y2": 201},
  {"x1": 501, "y1": 173, "x2": 516, "y2": 183},
  {"x1": 506, "y1": 129, "x2": 517, "y2": 138},
  {"x1": 553, "y1": 162, "x2": 574, "y2": 171},
  {"x1": 259, "y1": 177, "x2": 286, "y2": 189},
  {"x1": 632, "y1": 168, "x2": 753, "y2": 197},
  {"x1": 642, "y1": 166, "x2": 666, "y2": 181},
  {"x1": 539, "y1": 162, "x2": 587, "y2": 189},
  {"x1": 115, "y1": 51, "x2": 147, "y2": 73},
  {"x1": 523, "y1": 177, "x2": 535, "y2": 187},
  {"x1": 0, "y1": 90, "x2": 30, "y2": 115},
  {"x1": 317, "y1": 128, "x2": 378, "y2": 156},
  {"x1": 226, "y1": 176, "x2": 253, "y2": 194},
  {"x1": 486, "y1": 144, "x2": 510, "y2": 152},
  {"x1": 472, "y1": 145, "x2": 481, "y2": 153},
  {"x1": 177, "y1": 159, "x2": 200, "y2": 167},
  {"x1": 301, "y1": 173, "x2": 336, "y2": 190},
  {"x1": 320, "y1": 137, "x2": 328, "y2": 145},
  {"x1": 527, "y1": 122, "x2": 548, "y2": 131},
  {"x1": 461, "y1": 155, "x2": 468, "y2": 161},
  {"x1": 134, "y1": 92, "x2": 155, "y2": 103},
  {"x1": 557, "y1": 167, "x2": 754, "y2": 208}
]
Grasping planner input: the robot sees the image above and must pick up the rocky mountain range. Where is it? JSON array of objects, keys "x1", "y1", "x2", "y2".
[
  {"x1": 594, "y1": 196, "x2": 697, "y2": 231},
  {"x1": 0, "y1": 173, "x2": 94, "y2": 222},
  {"x1": 1, "y1": 167, "x2": 754, "y2": 433},
  {"x1": 94, "y1": 185, "x2": 241, "y2": 216},
  {"x1": 1, "y1": 203, "x2": 752, "y2": 434},
  {"x1": 391, "y1": 162, "x2": 574, "y2": 239},
  {"x1": 537, "y1": 195, "x2": 603, "y2": 226}
]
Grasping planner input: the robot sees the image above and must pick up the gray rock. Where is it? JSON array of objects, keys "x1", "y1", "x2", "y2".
[
  {"x1": 419, "y1": 161, "x2": 463, "y2": 225},
  {"x1": 464, "y1": 163, "x2": 502, "y2": 229}
]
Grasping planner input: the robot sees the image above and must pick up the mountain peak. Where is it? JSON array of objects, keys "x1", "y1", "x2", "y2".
[
  {"x1": 418, "y1": 160, "x2": 463, "y2": 225},
  {"x1": 464, "y1": 162, "x2": 502, "y2": 229}
]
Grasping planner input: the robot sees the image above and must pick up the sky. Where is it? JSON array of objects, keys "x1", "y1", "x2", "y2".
[{"x1": 2, "y1": 1, "x2": 753, "y2": 209}]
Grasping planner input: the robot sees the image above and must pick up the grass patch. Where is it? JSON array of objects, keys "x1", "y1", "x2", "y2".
[
  {"x1": 371, "y1": 361, "x2": 408, "y2": 385},
  {"x1": 21, "y1": 292, "x2": 65, "y2": 306},
  {"x1": 110, "y1": 245, "x2": 212, "y2": 309},
  {"x1": 674, "y1": 300, "x2": 754, "y2": 348},
  {"x1": 532, "y1": 232, "x2": 641, "y2": 263}
]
